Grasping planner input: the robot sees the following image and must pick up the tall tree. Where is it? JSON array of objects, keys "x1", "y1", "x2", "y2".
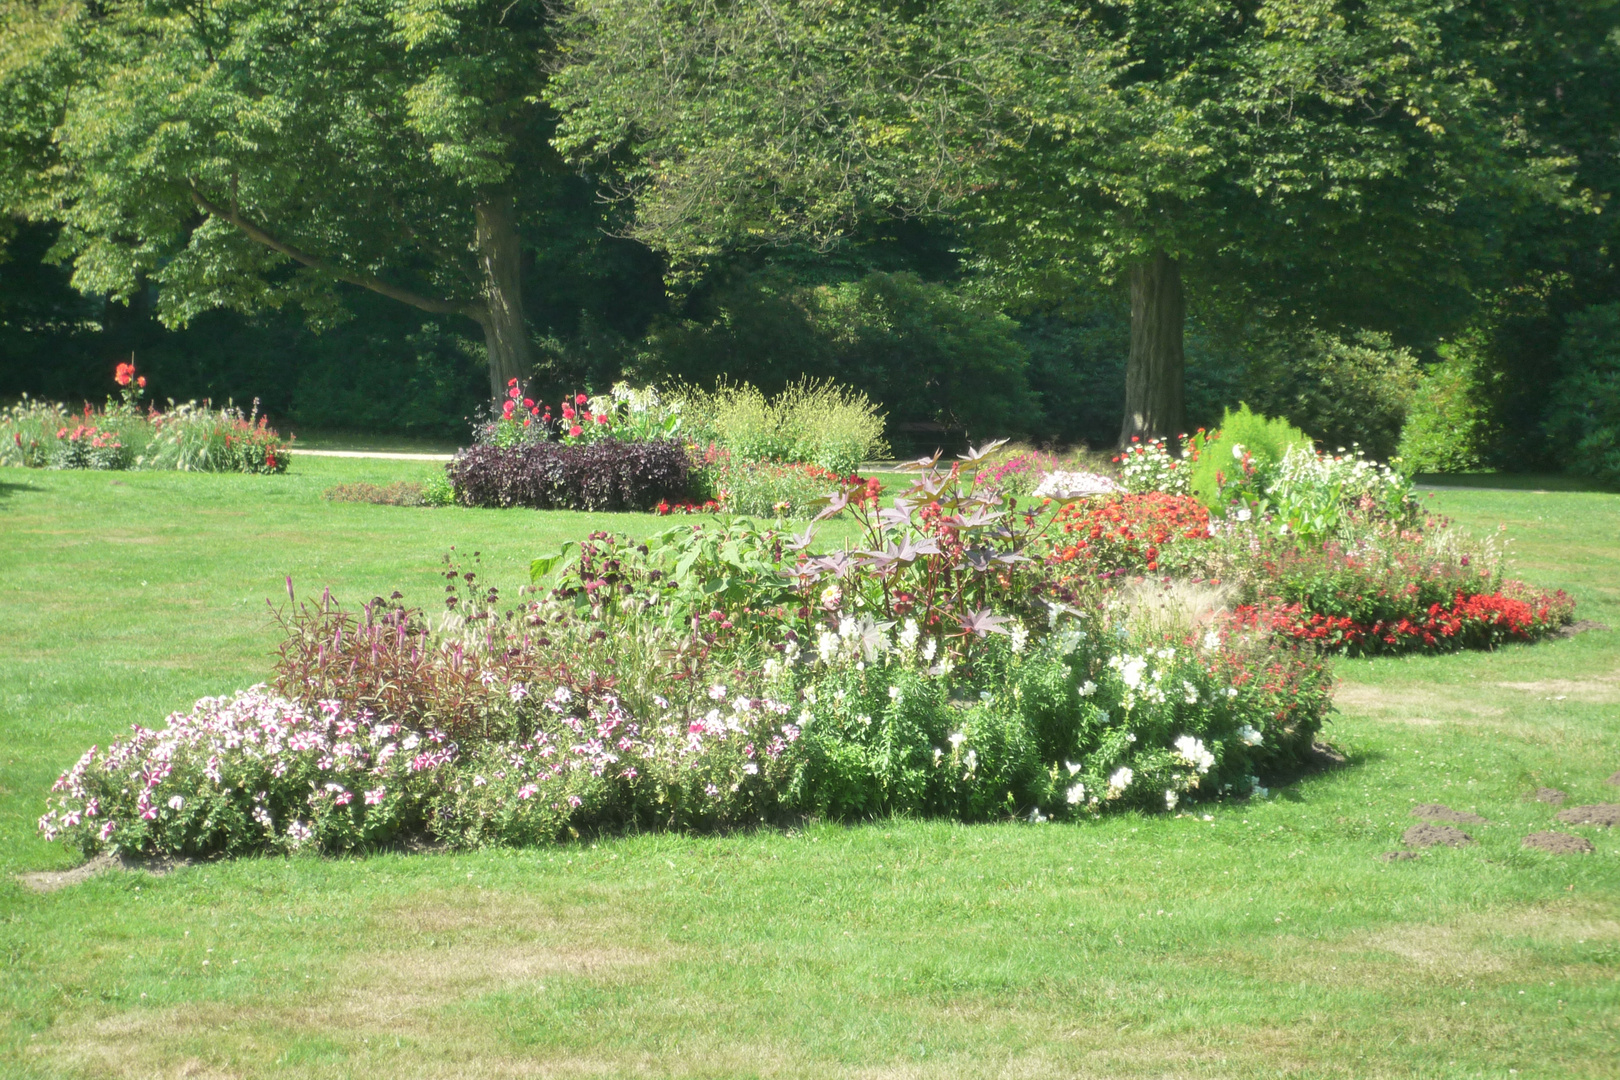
[
  {"x1": 555, "y1": 0, "x2": 1576, "y2": 442},
  {"x1": 0, "y1": 0, "x2": 557, "y2": 396}
]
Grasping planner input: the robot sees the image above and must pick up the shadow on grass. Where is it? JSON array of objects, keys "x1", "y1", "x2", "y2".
[
  {"x1": 1265, "y1": 739, "x2": 1379, "y2": 799},
  {"x1": 1414, "y1": 472, "x2": 1618, "y2": 494},
  {"x1": 0, "y1": 479, "x2": 43, "y2": 503}
]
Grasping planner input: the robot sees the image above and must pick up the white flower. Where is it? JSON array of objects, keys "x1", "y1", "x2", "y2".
[
  {"x1": 1182, "y1": 681, "x2": 1199, "y2": 704},
  {"x1": 1174, "y1": 735, "x2": 1215, "y2": 774},
  {"x1": 1028, "y1": 808, "x2": 1047, "y2": 823},
  {"x1": 552, "y1": 686, "x2": 572, "y2": 704},
  {"x1": 888, "y1": 685, "x2": 902, "y2": 702},
  {"x1": 1238, "y1": 724, "x2": 1263, "y2": 746},
  {"x1": 733, "y1": 696, "x2": 753, "y2": 713},
  {"x1": 743, "y1": 762, "x2": 758, "y2": 775},
  {"x1": 763, "y1": 659, "x2": 782, "y2": 679},
  {"x1": 1165, "y1": 789, "x2": 1179, "y2": 810},
  {"x1": 804, "y1": 687, "x2": 817, "y2": 705},
  {"x1": 1235, "y1": 507, "x2": 1252, "y2": 522},
  {"x1": 1202, "y1": 630, "x2": 1221, "y2": 651},
  {"x1": 1066, "y1": 783, "x2": 1086, "y2": 804},
  {"x1": 167, "y1": 795, "x2": 184, "y2": 811},
  {"x1": 898, "y1": 619, "x2": 920, "y2": 650},
  {"x1": 820, "y1": 583, "x2": 842, "y2": 608},
  {"x1": 798, "y1": 708, "x2": 813, "y2": 725},
  {"x1": 1125, "y1": 732, "x2": 1136, "y2": 743},
  {"x1": 817, "y1": 631, "x2": 839, "y2": 664},
  {"x1": 1065, "y1": 760, "x2": 1081, "y2": 776},
  {"x1": 708, "y1": 684, "x2": 727, "y2": 701},
  {"x1": 1225, "y1": 687, "x2": 1239, "y2": 699},
  {"x1": 1010, "y1": 624, "x2": 1029, "y2": 654},
  {"x1": 933, "y1": 747, "x2": 943, "y2": 764},
  {"x1": 964, "y1": 749, "x2": 978, "y2": 772},
  {"x1": 508, "y1": 682, "x2": 528, "y2": 702},
  {"x1": 948, "y1": 732, "x2": 966, "y2": 749},
  {"x1": 1232, "y1": 443, "x2": 1245, "y2": 460},
  {"x1": 979, "y1": 691, "x2": 993, "y2": 702},
  {"x1": 1096, "y1": 710, "x2": 1110, "y2": 725},
  {"x1": 401, "y1": 733, "x2": 420, "y2": 751},
  {"x1": 1078, "y1": 680, "x2": 1097, "y2": 698},
  {"x1": 285, "y1": 820, "x2": 313, "y2": 847},
  {"x1": 922, "y1": 637, "x2": 938, "y2": 662},
  {"x1": 473, "y1": 775, "x2": 487, "y2": 787},
  {"x1": 1107, "y1": 767, "x2": 1133, "y2": 795},
  {"x1": 1120, "y1": 658, "x2": 1147, "y2": 689},
  {"x1": 838, "y1": 617, "x2": 857, "y2": 640},
  {"x1": 833, "y1": 689, "x2": 846, "y2": 704}
]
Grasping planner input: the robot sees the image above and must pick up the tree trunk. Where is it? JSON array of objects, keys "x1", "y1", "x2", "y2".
[
  {"x1": 474, "y1": 193, "x2": 531, "y2": 398},
  {"x1": 1119, "y1": 250, "x2": 1186, "y2": 446}
]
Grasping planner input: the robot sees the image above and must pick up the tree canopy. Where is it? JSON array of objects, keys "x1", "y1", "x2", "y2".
[{"x1": 0, "y1": 0, "x2": 559, "y2": 394}]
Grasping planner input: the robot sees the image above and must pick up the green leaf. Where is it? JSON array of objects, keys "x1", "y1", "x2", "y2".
[{"x1": 530, "y1": 541, "x2": 578, "y2": 582}]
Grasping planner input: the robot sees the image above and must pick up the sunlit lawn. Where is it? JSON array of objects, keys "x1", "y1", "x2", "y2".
[{"x1": 2, "y1": 459, "x2": 1617, "y2": 1078}]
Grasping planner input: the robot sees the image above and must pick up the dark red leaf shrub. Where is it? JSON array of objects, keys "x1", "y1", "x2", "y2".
[{"x1": 448, "y1": 437, "x2": 690, "y2": 511}]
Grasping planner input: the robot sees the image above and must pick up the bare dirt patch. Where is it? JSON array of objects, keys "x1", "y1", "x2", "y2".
[
  {"x1": 1523, "y1": 832, "x2": 1595, "y2": 854},
  {"x1": 1412, "y1": 804, "x2": 1487, "y2": 825},
  {"x1": 1556, "y1": 619, "x2": 1611, "y2": 638},
  {"x1": 1525, "y1": 787, "x2": 1567, "y2": 805},
  {"x1": 1494, "y1": 668, "x2": 1620, "y2": 704},
  {"x1": 1555, "y1": 804, "x2": 1620, "y2": 827},
  {"x1": 1379, "y1": 851, "x2": 1423, "y2": 862},
  {"x1": 1403, "y1": 823, "x2": 1474, "y2": 848},
  {"x1": 15, "y1": 853, "x2": 187, "y2": 893},
  {"x1": 1608, "y1": 771, "x2": 1620, "y2": 786}
]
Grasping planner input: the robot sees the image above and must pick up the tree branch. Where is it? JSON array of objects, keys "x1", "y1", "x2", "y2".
[{"x1": 189, "y1": 187, "x2": 483, "y2": 320}]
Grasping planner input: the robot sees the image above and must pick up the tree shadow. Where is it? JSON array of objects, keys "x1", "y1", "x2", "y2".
[
  {"x1": 1264, "y1": 740, "x2": 1379, "y2": 799},
  {"x1": 0, "y1": 479, "x2": 43, "y2": 503}
]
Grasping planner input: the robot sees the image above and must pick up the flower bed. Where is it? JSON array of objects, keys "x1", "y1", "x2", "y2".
[{"x1": 1, "y1": 363, "x2": 291, "y2": 473}]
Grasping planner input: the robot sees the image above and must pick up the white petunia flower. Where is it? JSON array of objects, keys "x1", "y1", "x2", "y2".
[{"x1": 1107, "y1": 767, "x2": 1133, "y2": 795}]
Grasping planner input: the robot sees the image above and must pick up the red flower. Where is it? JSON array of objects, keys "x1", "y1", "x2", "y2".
[
  {"x1": 595, "y1": 413, "x2": 608, "y2": 425},
  {"x1": 562, "y1": 405, "x2": 575, "y2": 420},
  {"x1": 137, "y1": 376, "x2": 146, "y2": 388},
  {"x1": 575, "y1": 393, "x2": 588, "y2": 405},
  {"x1": 569, "y1": 425, "x2": 583, "y2": 437},
  {"x1": 522, "y1": 398, "x2": 534, "y2": 408},
  {"x1": 508, "y1": 378, "x2": 519, "y2": 387},
  {"x1": 114, "y1": 362, "x2": 135, "y2": 387}
]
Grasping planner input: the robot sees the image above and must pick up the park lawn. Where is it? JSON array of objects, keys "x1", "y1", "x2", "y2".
[{"x1": 1, "y1": 460, "x2": 1617, "y2": 1079}]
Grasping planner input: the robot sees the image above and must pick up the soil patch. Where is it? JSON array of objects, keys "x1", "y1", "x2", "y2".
[
  {"x1": 1525, "y1": 787, "x2": 1567, "y2": 805},
  {"x1": 1412, "y1": 804, "x2": 1487, "y2": 825},
  {"x1": 1403, "y1": 823, "x2": 1474, "y2": 848},
  {"x1": 1379, "y1": 851, "x2": 1423, "y2": 862},
  {"x1": 1607, "y1": 771, "x2": 1620, "y2": 787},
  {"x1": 1556, "y1": 619, "x2": 1611, "y2": 638},
  {"x1": 1523, "y1": 832, "x2": 1595, "y2": 854},
  {"x1": 14, "y1": 853, "x2": 187, "y2": 893},
  {"x1": 1554, "y1": 804, "x2": 1620, "y2": 828}
]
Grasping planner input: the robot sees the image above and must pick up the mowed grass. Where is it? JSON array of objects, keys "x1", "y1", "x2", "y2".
[{"x1": 1, "y1": 461, "x2": 1617, "y2": 1078}]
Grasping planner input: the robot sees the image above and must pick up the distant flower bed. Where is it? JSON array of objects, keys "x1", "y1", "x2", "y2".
[
  {"x1": 1, "y1": 363, "x2": 291, "y2": 473},
  {"x1": 448, "y1": 439, "x2": 690, "y2": 511}
]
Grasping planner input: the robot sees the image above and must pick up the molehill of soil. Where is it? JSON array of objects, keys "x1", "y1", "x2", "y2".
[
  {"x1": 1525, "y1": 787, "x2": 1567, "y2": 805},
  {"x1": 1412, "y1": 804, "x2": 1487, "y2": 825},
  {"x1": 1379, "y1": 851, "x2": 1424, "y2": 862},
  {"x1": 1522, "y1": 831, "x2": 1595, "y2": 854},
  {"x1": 1403, "y1": 823, "x2": 1474, "y2": 848},
  {"x1": 1554, "y1": 804, "x2": 1620, "y2": 828}
]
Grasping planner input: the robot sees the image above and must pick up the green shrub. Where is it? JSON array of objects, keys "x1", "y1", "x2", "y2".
[
  {"x1": 677, "y1": 377, "x2": 887, "y2": 474},
  {"x1": 1543, "y1": 303, "x2": 1620, "y2": 488},
  {"x1": 1245, "y1": 329, "x2": 1419, "y2": 460},
  {"x1": 1188, "y1": 404, "x2": 1313, "y2": 508},
  {"x1": 1397, "y1": 333, "x2": 1496, "y2": 473}
]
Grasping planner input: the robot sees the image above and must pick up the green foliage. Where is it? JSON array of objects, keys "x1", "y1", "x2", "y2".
[
  {"x1": 1245, "y1": 329, "x2": 1420, "y2": 460},
  {"x1": 1397, "y1": 335, "x2": 1497, "y2": 474},
  {"x1": 676, "y1": 377, "x2": 887, "y2": 475},
  {"x1": 1188, "y1": 405, "x2": 1313, "y2": 508},
  {"x1": 1543, "y1": 303, "x2": 1620, "y2": 488}
]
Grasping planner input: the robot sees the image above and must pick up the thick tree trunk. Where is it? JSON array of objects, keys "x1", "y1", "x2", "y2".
[
  {"x1": 1119, "y1": 250, "x2": 1186, "y2": 446},
  {"x1": 474, "y1": 193, "x2": 531, "y2": 398}
]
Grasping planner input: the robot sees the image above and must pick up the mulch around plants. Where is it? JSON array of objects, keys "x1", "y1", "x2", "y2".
[
  {"x1": 1412, "y1": 803, "x2": 1488, "y2": 825},
  {"x1": 1525, "y1": 787, "x2": 1568, "y2": 805},
  {"x1": 1522, "y1": 831, "x2": 1596, "y2": 855},
  {"x1": 1554, "y1": 804, "x2": 1620, "y2": 828},
  {"x1": 1555, "y1": 619, "x2": 1611, "y2": 638},
  {"x1": 1402, "y1": 823, "x2": 1474, "y2": 848},
  {"x1": 1379, "y1": 851, "x2": 1424, "y2": 862}
]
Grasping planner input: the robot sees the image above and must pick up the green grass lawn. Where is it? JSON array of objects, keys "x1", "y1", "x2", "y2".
[{"x1": 2, "y1": 459, "x2": 1617, "y2": 1078}]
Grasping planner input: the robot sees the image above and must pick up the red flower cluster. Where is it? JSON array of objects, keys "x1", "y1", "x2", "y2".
[
  {"x1": 114, "y1": 362, "x2": 147, "y2": 390},
  {"x1": 1052, "y1": 493, "x2": 1210, "y2": 572},
  {"x1": 1226, "y1": 583, "x2": 1574, "y2": 654},
  {"x1": 655, "y1": 499, "x2": 722, "y2": 515}
]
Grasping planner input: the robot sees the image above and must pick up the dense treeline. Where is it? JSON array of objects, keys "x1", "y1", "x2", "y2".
[{"x1": 0, "y1": 0, "x2": 1616, "y2": 470}]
